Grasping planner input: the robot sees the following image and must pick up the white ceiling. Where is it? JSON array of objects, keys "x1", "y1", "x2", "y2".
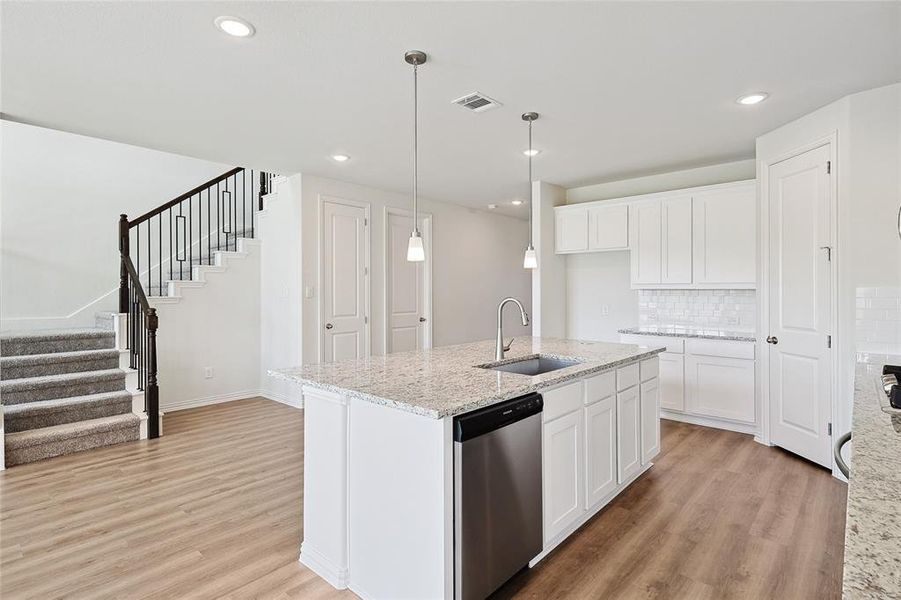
[{"x1": 3, "y1": 1, "x2": 899, "y2": 217}]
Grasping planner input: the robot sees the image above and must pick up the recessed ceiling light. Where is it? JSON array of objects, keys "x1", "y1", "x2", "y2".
[
  {"x1": 737, "y1": 92, "x2": 768, "y2": 105},
  {"x1": 214, "y1": 16, "x2": 255, "y2": 38},
  {"x1": 511, "y1": 199, "x2": 524, "y2": 206},
  {"x1": 331, "y1": 154, "x2": 350, "y2": 162},
  {"x1": 488, "y1": 204, "x2": 497, "y2": 210},
  {"x1": 523, "y1": 149, "x2": 541, "y2": 157}
]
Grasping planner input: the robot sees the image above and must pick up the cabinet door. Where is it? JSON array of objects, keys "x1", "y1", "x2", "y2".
[
  {"x1": 588, "y1": 204, "x2": 629, "y2": 251},
  {"x1": 629, "y1": 202, "x2": 661, "y2": 285},
  {"x1": 555, "y1": 208, "x2": 589, "y2": 253},
  {"x1": 692, "y1": 184, "x2": 756, "y2": 286},
  {"x1": 585, "y1": 396, "x2": 617, "y2": 509},
  {"x1": 685, "y1": 354, "x2": 756, "y2": 423},
  {"x1": 543, "y1": 410, "x2": 584, "y2": 543},
  {"x1": 616, "y1": 386, "x2": 641, "y2": 484},
  {"x1": 661, "y1": 196, "x2": 693, "y2": 284},
  {"x1": 640, "y1": 378, "x2": 661, "y2": 464},
  {"x1": 658, "y1": 352, "x2": 685, "y2": 412}
]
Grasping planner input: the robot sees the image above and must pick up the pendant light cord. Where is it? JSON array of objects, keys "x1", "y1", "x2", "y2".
[
  {"x1": 528, "y1": 118, "x2": 533, "y2": 248},
  {"x1": 412, "y1": 62, "x2": 420, "y2": 235}
]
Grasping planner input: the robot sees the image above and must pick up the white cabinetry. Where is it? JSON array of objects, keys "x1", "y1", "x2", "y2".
[
  {"x1": 658, "y1": 352, "x2": 685, "y2": 411},
  {"x1": 585, "y1": 396, "x2": 617, "y2": 508},
  {"x1": 615, "y1": 383, "x2": 641, "y2": 484},
  {"x1": 692, "y1": 185, "x2": 756, "y2": 287},
  {"x1": 588, "y1": 204, "x2": 629, "y2": 251},
  {"x1": 555, "y1": 207, "x2": 589, "y2": 253},
  {"x1": 629, "y1": 202, "x2": 661, "y2": 284},
  {"x1": 543, "y1": 409, "x2": 584, "y2": 542},
  {"x1": 640, "y1": 377, "x2": 660, "y2": 464},
  {"x1": 661, "y1": 196, "x2": 693, "y2": 284}
]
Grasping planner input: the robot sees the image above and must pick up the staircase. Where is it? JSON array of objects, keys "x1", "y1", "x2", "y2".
[{"x1": 1, "y1": 329, "x2": 140, "y2": 466}]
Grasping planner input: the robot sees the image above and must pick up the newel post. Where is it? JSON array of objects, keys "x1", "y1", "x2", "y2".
[
  {"x1": 118, "y1": 214, "x2": 129, "y2": 314},
  {"x1": 146, "y1": 307, "x2": 160, "y2": 439},
  {"x1": 259, "y1": 171, "x2": 267, "y2": 210}
]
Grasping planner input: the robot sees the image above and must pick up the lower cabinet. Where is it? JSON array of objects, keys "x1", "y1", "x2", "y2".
[
  {"x1": 616, "y1": 385, "x2": 641, "y2": 484},
  {"x1": 543, "y1": 409, "x2": 584, "y2": 542},
  {"x1": 658, "y1": 352, "x2": 685, "y2": 411},
  {"x1": 640, "y1": 378, "x2": 661, "y2": 464},
  {"x1": 685, "y1": 353, "x2": 756, "y2": 424},
  {"x1": 585, "y1": 396, "x2": 617, "y2": 508}
]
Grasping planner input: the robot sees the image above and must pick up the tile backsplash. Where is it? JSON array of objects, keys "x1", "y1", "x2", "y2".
[
  {"x1": 638, "y1": 289, "x2": 757, "y2": 332},
  {"x1": 856, "y1": 286, "x2": 901, "y2": 354}
]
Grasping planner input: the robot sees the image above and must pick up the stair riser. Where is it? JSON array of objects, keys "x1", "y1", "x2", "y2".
[
  {"x1": 1, "y1": 356, "x2": 119, "y2": 380},
  {"x1": 2, "y1": 377, "x2": 125, "y2": 405},
  {"x1": 1, "y1": 336, "x2": 114, "y2": 357},
  {"x1": 5, "y1": 424, "x2": 140, "y2": 466},
  {"x1": 5, "y1": 398, "x2": 133, "y2": 432}
]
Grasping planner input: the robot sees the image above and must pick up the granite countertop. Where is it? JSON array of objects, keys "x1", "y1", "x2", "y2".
[
  {"x1": 618, "y1": 325, "x2": 756, "y2": 343},
  {"x1": 270, "y1": 337, "x2": 664, "y2": 419},
  {"x1": 844, "y1": 354, "x2": 901, "y2": 598}
]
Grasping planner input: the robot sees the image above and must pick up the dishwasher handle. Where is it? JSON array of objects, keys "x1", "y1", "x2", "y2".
[
  {"x1": 453, "y1": 393, "x2": 543, "y2": 442},
  {"x1": 834, "y1": 431, "x2": 852, "y2": 479}
]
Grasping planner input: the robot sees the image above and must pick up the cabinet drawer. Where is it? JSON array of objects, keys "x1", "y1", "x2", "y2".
[
  {"x1": 616, "y1": 363, "x2": 640, "y2": 391},
  {"x1": 619, "y1": 334, "x2": 684, "y2": 354},
  {"x1": 585, "y1": 371, "x2": 615, "y2": 405},
  {"x1": 543, "y1": 381, "x2": 584, "y2": 422},
  {"x1": 685, "y1": 339, "x2": 755, "y2": 360},
  {"x1": 640, "y1": 358, "x2": 659, "y2": 382}
]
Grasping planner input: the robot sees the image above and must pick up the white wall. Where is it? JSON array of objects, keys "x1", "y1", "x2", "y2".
[
  {"x1": 278, "y1": 174, "x2": 532, "y2": 364},
  {"x1": 756, "y1": 82, "x2": 901, "y2": 441},
  {"x1": 565, "y1": 251, "x2": 636, "y2": 342},
  {"x1": 565, "y1": 159, "x2": 756, "y2": 204},
  {"x1": 531, "y1": 181, "x2": 567, "y2": 338},
  {"x1": 152, "y1": 241, "x2": 262, "y2": 412},
  {"x1": 0, "y1": 120, "x2": 232, "y2": 330}
]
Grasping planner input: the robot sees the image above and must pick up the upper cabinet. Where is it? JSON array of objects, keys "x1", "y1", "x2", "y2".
[
  {"x1": 555, "y1": 203, "x2": 628, "y2": 254},
  {"x1": 692, "y1": 185, "x2": 756, "y2": 287},
  {"x1": 557, "y1": 180, "x2": 756, "y2": 289}
]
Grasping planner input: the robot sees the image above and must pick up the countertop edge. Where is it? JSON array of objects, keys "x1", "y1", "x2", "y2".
[
  {"x1": 269, "y1": 346, "x2": 664, "y2": 419},
  {"x1": 617, "y1": 327, "x2": 757, "y2": 343}
]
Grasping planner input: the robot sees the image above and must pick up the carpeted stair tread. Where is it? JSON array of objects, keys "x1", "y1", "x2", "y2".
[
  {"x1": 0, "y1": 368, "x2": 126, "y2": 405},
  {"x1": 4, "y1": 390, "x2": 133, "y2": 432},
  {"x1": 4, "y1": 414, "x2": 141, "y2": 466},
  {"x1": 1, "y1": 349, "x2": 120, "y2": 380},
  {"x1": 0, "y1": 329, "x2": 115, "y2": 357}
]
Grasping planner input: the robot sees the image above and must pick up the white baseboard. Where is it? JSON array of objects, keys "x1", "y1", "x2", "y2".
[
  {"x1": 300, "y1": 542, "x2": 348, "y2": 590},
  {"x1": 163, "y1": 389, "x2": 265, "y2": 412},
  {"x1": 260, "y1": 389, "x2": 304, "y2": 409},
  {"x1": 660, "y1": 410, "x2": 759, "y2": 436}
]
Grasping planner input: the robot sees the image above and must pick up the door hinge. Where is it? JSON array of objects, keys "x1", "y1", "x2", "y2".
[
  {"x1": 364, "y1": 217, "x2": 368, "y2": 226},
  {"x1": 364, "y1": 316, "x2": 369, "y2": 324},
  {"x1": 826, "y1": 160, "x2": 831, "y2": 174},
  {"x1": 363, "y1": 267, "x2": 369, "y2": 276},
  {"x1": 827, "y1": 422, "x2": 832, "y2": 436},
  {"x1": 827, "y1": 335, "x2": 832, "y2": 349}
]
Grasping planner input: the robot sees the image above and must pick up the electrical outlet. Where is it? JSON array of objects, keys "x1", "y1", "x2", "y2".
[
  {"x1": 204, "y1": 367, "x2": 214, "y2": 379},
  {"x1": 601, "y1": 304, "x2": 610, "y2": 316},
  {"x1": 304, "y1": 285, "x2": 314, "y2": 299}
]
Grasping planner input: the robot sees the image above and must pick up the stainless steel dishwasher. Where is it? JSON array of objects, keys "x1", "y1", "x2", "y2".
[{"x1": 453, "y1": 392, "x2": 543, "y2": 600}]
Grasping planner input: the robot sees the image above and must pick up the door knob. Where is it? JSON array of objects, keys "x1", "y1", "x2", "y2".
[
  {"x1": 766, "y1": 336, "x2": 778, "y2": 345},
  {"x1": 325, "y1": 323, "x2": 334, "y2": 330},
  {"x1": 419, "y1": 317, "x2": 427, "y2": 323}
]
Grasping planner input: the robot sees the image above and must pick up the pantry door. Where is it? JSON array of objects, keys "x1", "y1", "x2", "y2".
[{"x1": 385, "y1": 209, "x2": 432, "y2": 353}]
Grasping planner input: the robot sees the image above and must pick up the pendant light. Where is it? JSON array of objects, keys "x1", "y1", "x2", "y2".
[
  {"x1": 522, "y1": 112, "x2": 539, "y2": 269},
  {"x1": 405, "y1": 50, "x2": 427, "y2": 262}
]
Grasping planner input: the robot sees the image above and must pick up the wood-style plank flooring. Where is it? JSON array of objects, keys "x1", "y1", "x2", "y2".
[{"x1": 0, "y1": 398, "x2": 847, "y2": 599}]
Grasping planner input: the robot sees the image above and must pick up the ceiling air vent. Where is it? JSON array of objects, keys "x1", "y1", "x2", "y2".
[{"x1": 452, "y1": 92, "x2": 502, "y2": 113}]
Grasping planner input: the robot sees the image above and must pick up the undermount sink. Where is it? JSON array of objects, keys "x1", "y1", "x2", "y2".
[{"x1": 478, "y1": 355, "x2": 584, "y2": 376}]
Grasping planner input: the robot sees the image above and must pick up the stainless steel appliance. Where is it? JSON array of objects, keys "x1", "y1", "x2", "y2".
[{"x1": 453, "y1": 393, "x2": 543, "y2": 600}]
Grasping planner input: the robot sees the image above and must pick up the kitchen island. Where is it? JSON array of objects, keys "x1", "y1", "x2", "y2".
[{"x1": 272, "y1": 337, "x2": 664, "y2": 600}]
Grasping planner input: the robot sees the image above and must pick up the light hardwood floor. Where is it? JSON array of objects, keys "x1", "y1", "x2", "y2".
[{"x1": 0, "y1": 398, "x2": 846, "y2": 599}]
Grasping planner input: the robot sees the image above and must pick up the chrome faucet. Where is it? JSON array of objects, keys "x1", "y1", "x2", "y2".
[{"x1": 496, "y1": 297, "x2": 530, "y2": 360}]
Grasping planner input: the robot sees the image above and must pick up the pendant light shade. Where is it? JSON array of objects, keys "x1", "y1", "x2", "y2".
[
  {"x1": 523, "y1": 112, "x2": 539, "y2": 270},
  {"x1": 406, "y1": 50, "x2": 427, "y2": 262}
]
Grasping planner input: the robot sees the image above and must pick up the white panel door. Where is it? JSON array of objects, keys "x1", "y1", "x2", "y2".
[
  {"x1": 555, "y1": 208, "x2": 589, "y2": 253},
  {"x1": 386, "y1": 212, "x2": 429, "y2": 353},
  {"x1": 585, "y1": 396, "x2": 616, "y2": 509},
  {"x1": 543, "y1": 410, "x2": 584, "y2": 543},
  {"x1": 658, "y1": 352, "x2": 685, "y2": 412},
  {"x1": 322, "y1": 200, "x2": 368, "y2": 362},
  {"x1": 685, "y1": 354, "x2": 756, "y2": 424},
  {"x1": 588, "y1": 204, "x2": 629, "y2": 251},
  {"x1": 661, "y1": 196, "x2": 693, "y2": 284},
  {"x1": 640, "y1": 378, "x2": 660, "y2": 464},
  {"x1": 693, "y1": 184, "x2": 757, "y2": 286},
  {"x1": 767, "y1": 145, "x2": 833, "y2": 468},
  {"x1": 629, "y1": 202, "x2": 662, "y2": 285},
  {"x1": 616, "y1": 386, "x2": 641, "y2": 484}
]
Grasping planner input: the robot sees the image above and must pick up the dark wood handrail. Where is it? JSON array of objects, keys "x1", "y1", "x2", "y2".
[
  {"x1": 121, "y1": 253, "x2": 151, "y2": 312},
  {"x1": 129, "y1": 167, "x2": 243, "y2": 227}
]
